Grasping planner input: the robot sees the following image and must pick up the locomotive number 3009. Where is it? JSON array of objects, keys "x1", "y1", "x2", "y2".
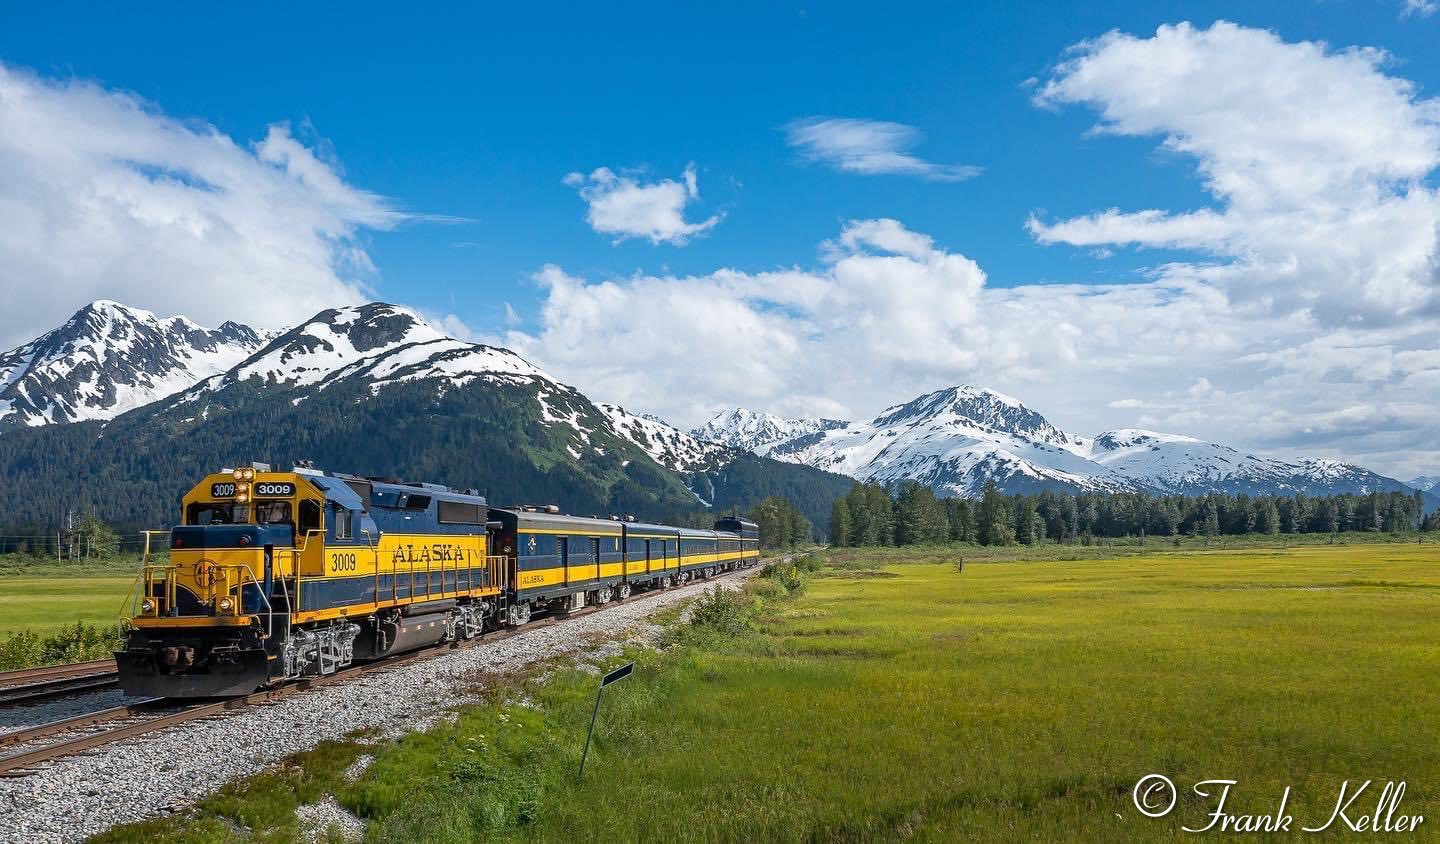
[{"x1": 330, "y1": 553, "x2": 359, "y2": 572}]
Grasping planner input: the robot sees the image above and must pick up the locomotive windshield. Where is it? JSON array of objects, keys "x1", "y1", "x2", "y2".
[
  {"x1": 185, "y1": 502, "x2": 249, "y2": 525},
  {"x1": 255, "y1": 501, "x2": 293, "y2": 525}
]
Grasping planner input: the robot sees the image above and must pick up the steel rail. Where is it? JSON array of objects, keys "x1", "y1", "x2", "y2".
[
  {"x1": 0, "y1": 699, "x2": 167, "y2": 749},
  {"x1": 0, "y1": 562, "x2": 756, "y2": 776},
  {"x1": 0, "y1": 659, "x2": 116, "y2": 687},
  {"x1": 0, "y1": 674, "x2": 121, "y2": 707}
]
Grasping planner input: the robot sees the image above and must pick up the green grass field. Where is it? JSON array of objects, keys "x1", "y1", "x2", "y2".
[
  {"x1": 0, "y1": 574, "x2": 136, "y2": 635},
  {"x1": 98, "y1": 543, "x2": 1439, "y2": 842}
]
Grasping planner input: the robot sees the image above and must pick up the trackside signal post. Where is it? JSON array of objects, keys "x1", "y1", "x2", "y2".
[{"x1": 579, "y1": 661, "x2": 634, "y2": 779}]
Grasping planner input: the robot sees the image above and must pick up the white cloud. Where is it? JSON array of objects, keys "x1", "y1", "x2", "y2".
[
  {"x1": 563, "y1": 163, "x2": 722, "y2": 245},
  {"x1": 511, "y1": 211, "x2": 1440, "y2": 477},
  {"x1": 785, "y1": 117, "x2": 981, "y2": 182},
  {"x1": 1027, "y1": 21, "x2": 1440, "y2": 325},
  {"x1": 504, "y1": 24, "x2": 1440, "y2": 478},
  {"x1": 1402, "y1": 0, "x2": 1436, "y2": 17},
  {"x1": 0, "y1": 62, "x2": 405, "y2": 348}
]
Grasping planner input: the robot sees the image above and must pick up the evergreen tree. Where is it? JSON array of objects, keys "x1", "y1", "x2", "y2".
[
  {"x1": 864, "y1": 482, "x2": 895, "y2": 546},
  {"x1": 747, "y1": 496, "x2": 812, "y2": 549},
  {"x1": 946, "y1": 498, "x2": 975, "y2": 542},
  {"x1": 977, "y1": 481, "x2": 1009, "y2": 546},
  {"x1": 829, "y1": 497, "x2": 852, "y2": 547},
  {"x1": 894, "y1": 481, "x2": 948, "y2": 545}
]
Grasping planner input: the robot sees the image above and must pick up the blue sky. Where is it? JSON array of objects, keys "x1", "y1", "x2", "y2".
[
  {"x1": 2, "y1": 1, "x2": 1429, "y2": 327},
  {"x1": 2, "y1": 2, "x2": 1439, "y2": 475}
]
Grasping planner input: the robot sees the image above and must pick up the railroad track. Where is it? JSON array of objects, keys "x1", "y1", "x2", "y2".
[
  {"x1": 0, "y1": 567, "x2": 751, "y2": 777},
  {"x1": 0, "y1": 658, "x2": 116, "y2": 688},
  {"x1": 0, "y1": 673, "x2": 120, "y2": 707},
  {"x1": 0, "y1": 612, "x2": 598, "y2": 776}
]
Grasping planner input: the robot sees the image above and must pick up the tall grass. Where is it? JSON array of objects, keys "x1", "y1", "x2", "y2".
[{"x1": 96, "y1": 543, "x2": 1440, "y2": 841}]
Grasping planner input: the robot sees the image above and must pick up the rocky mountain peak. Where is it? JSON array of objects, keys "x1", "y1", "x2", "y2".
[
  {"x1": 0, "y1": 300, "x2": 270, "y2": 430},
  {"x1": 875, "y1": 385, "x2": 1073, "y2": 445},
  {"x1": 691, "y1": 407, "x2": 848, "y2": 452}
]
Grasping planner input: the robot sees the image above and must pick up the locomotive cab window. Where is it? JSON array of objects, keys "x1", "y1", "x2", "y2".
[
  {"x1": 298, "y1": 499, "x2": 323, "y2": 538},
  {"x1": 334, "y1": 507, "x2": 353, "y2": 540},
  {"x1": 255, "y1": 501, "x2": 292, "y2": 526}
]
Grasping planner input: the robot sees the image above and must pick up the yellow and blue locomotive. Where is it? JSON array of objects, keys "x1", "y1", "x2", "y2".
[{"x1": 116, "y1": 464, "x2": 760, "y2": 697}]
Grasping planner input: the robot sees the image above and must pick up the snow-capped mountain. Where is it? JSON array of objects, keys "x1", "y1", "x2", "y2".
[
  {"x1": 179, "y1": 302, "x2": 549, "y2": 400},
  {"x1": 690, "y1": 408, "x2": 847, "y2": 454},
  {"x1": 596, "y1": 403, "x2": 728, "y2": 472},
  {"x1": 0, "y1": 301, "x2": 268, "y2": 431},
  {"x1": 1409, "y1": 476, "x2": 1439, "y2": 492},
  {"x1": 703, "y1": 386, "x2": 1428, "y2": 500}
]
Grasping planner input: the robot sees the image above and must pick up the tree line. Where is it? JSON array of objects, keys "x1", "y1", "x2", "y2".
[{"x1": 830, "y1": 480, "x2": 1438, "y2": 547}]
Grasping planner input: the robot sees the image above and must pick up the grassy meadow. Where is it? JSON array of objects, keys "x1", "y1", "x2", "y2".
[
  {"x1": 0, "y1": 574, "x2": 136, "y2": 636},
  {"x1": 98, "y1": 542, "x2": 1439, "y2": 841}
]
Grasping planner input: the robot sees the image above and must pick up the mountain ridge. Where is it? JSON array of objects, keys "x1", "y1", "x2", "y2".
[{"x1": 696, "y1": 386, "x2": 1435, "y2": 505}]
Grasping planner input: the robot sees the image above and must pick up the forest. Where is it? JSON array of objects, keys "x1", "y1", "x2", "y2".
[{"x1": 830, "y1": 479, "x2": 1439, "y2": 547}]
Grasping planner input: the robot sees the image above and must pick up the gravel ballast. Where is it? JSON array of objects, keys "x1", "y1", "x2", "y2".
[{"x1": 0, "y1": 570, "x2": 757, "y2": 843}]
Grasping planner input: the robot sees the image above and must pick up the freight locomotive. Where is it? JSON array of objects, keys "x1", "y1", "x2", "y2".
[{"x1": 115, "y1": 464, "x2": 760, "y2": 697}]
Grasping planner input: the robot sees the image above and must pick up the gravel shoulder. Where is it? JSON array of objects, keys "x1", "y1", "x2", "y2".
[{"x1": 0, "y1": 569, "x2": 758, "y2": 844}]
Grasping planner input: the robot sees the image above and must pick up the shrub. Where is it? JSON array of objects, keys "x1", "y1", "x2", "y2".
[
  {"x1": 0, "y1": 622, "x2": 118, "y2": 671},
  {"x1": 687, "y1": 586, "x2": 752, "y2": 636},
  {"x1": 775, "y1": 564, "x2": 806, "y2": 595}
]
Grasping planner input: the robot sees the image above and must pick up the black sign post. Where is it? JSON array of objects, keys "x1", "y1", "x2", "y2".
[{"x1": 578, "y1": 662, "x2": 634, "y2": 779}]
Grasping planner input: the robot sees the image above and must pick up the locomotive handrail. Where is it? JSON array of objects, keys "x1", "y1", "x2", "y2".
[
  {"x1": 118, "y1": 530, "x2": 181, "y2": 638},
  {"x1": 220, "y1": 561, "x2": 275, "y2": 639},
  {"x1": 290, "y1": 528, "x2": 325, "y2": 613}
]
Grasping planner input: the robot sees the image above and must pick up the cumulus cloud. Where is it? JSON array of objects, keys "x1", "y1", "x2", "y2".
[
  {"x1": 785, "y1": 117, "x2": 981, "y2": 181},
  {"x1": 1402, "y1": 0, "x2": 1436, "y2": 17},
  {"x1": 1027, "y1": 21, "x2": 1440, "y2": 324},
  {"x1": 563, "y1": 163, "x2": 722, "y2": 245},
  {"x1": 511, "y1": 22, "x2": 1440, "y2": 477},
  {"x1": 0, "y1": 62, "x2": 406, "y2": 348},
  {"x1": 507, "y1": 216, "x2": 1440, "y2": 477}
]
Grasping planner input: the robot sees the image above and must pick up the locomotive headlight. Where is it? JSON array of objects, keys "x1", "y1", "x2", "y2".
[
  {"x1": 232, "y1": 468, "x2": 245, "y2": 480},
  {"x1": 140, "y1": 598, "x2": 156, "y2": 614},
  {"x1": 235, "y1": 492, "x2": 250, "y2": 503},
  {"x1": 241, "y1": 467, "x2": 255, "y2": 480},
  {"x1": 217, "y1": 596, "x2": 235, "y2": 613}
]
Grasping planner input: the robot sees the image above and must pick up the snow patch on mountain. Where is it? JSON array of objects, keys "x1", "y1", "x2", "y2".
[
  {"x1": 1409, "y1": 475, "x2": 1439, "y2": 492},
  {"x1": 691, "y1": 407, "x2": 847, "y2": 454},
  {"x1": 598, "y1": 403, "x2": 727, "y2": 471},
  {"x1": 0, "y1": 301, "x2": 268, "y2": 431}
]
